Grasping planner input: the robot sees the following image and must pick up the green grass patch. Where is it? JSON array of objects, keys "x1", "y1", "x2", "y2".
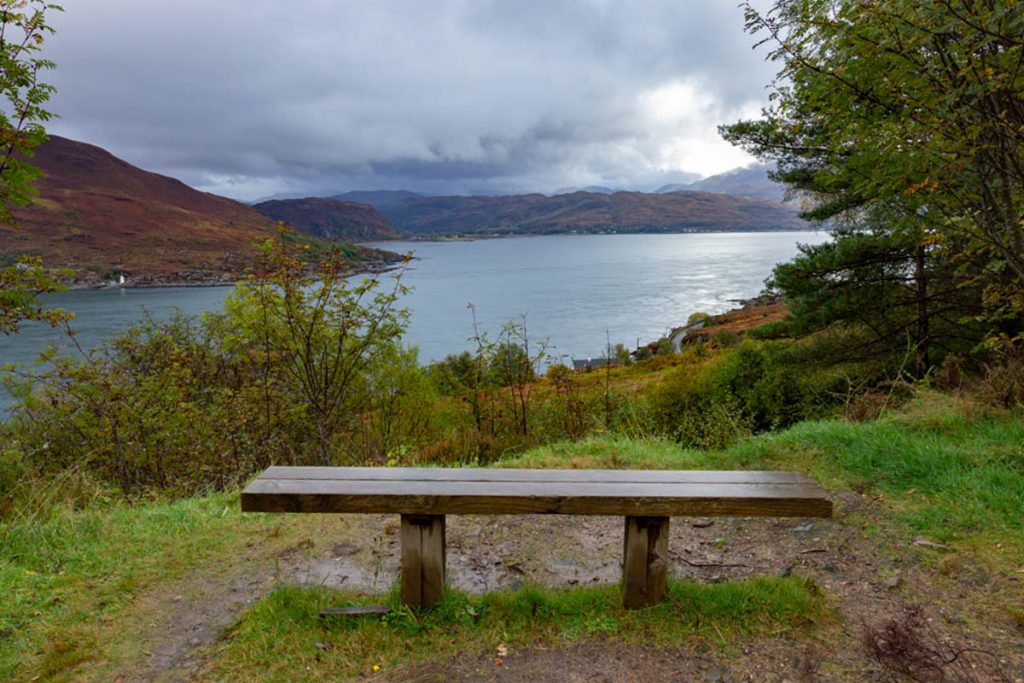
[
  {"x1": 501, "y1": 392, "x2": 1024, "y2": 545},
  {"x1": 501, "y1": 434, "x2": 704, "y2": 470},
  {"x1": 0, "y1": 492, "x2": 275, "y2": 680},
  {"x1": 207, "y1": 576, "x2": 825, "y2": 681}
]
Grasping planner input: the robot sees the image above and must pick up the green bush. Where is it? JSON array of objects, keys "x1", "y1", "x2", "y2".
[
  {"x1": 647, "y1": 340, "x2": 835, "y2": 447},
  {"x1": 746, "y1": 319, "x2": 792, "y2": 340},
  {"x1": 711, "y1": 329, "x2": 741, "y2": 348},
  {"x1": 2, "y1": 235, "x2": 432, "y2": 498},
  {"x1": 686, "y1": 311, "x2": 713, "y2": 326},
  {"x1": 0, "y1": 446, "x2": 26, "y2": 517}
]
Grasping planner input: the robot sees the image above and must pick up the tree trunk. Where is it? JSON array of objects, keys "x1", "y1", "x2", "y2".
[{"x1": 914, "y1": 240, "x2": 931, "y2": 377}]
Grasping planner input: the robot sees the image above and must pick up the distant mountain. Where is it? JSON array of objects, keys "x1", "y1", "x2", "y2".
[
  {"x1": 554, "y1": 185, "x2": 619, "y2": 195},
  {"x1": 374, "y1": 190, "x2": 807, "y2": 237},
  {"x1": 656, "y1": 164, "x2": 785, "y2": 202},
  {"x1": 331, "y1": 190, "x2": 425, "y2": 210},
  {"x1": 254, "y1": 197, "x2": 398, "y2": 242},
  {"x1": 0, "y1": 136, "x2": 397, "y2": 285},
  {"x1": 654, "y1": 182, "x2": 691, "y2": 194}
]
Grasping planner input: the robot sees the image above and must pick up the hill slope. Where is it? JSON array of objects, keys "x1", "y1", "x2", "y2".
[
  {"x1": 331, "y1": 189, "x2": 425, "y2": 210},
  {"x1": 0, "y1": 137, "x2": 395, "y2": 285},
  {"x1": 657, "y1": 164, "x2": 786, "y2": 202},
  {"x1": 375, "y1": 189, "x2": 806, "y2": 236},
  {"x1": 254, "y1": 197, "x2": 398, "y2": 242}
]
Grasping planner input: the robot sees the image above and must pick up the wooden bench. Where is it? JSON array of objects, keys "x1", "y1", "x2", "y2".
[{"x1": 241, "y1": 466, "x2": 832, "y2": 609}]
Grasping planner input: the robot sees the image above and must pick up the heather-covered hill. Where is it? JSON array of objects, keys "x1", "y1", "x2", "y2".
[
  {"x1": 0, "y1": 137, "x2": 395, "y2": 285},
  {"x1": 373, "y1": 189, "x2": 806, "y2": 236},
  {"x1": 254, "y1": 197, "x2": 398, "y2": 242}
]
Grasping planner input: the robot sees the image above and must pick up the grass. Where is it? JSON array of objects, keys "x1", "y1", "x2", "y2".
[
  {"x1": 206, "y1": 576, "x2": 826, "y2": 682},
  {"x1": 501, "y1": 433, "x2": 703, "y2": 470},
  {"x1": 3, "y1": 389, "x2": 1020, "y2": 680},
  {"x1": 0, "y1": 492, "x2": 277, "y2": 680}
]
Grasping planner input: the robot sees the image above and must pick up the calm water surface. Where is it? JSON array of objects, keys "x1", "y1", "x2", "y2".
[
  {"x1": 0, "y1": 232, "x2": 829, "y2": 410},
  {"x1": 369, "y1": 232, "x2": 828, "y2": 362}
]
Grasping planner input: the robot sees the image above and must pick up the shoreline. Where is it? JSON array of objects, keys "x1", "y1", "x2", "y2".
[
  {"x1": 359, "y1": 225, "x2": 831, "y2": 244},
  {"x1": 61, "y1": 260, "x2": 405, "y2": 291}
]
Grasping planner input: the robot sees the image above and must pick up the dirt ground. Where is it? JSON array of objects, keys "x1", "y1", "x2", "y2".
[{"x1": 116, "y1": 491, "x2": 1023, "y2": 682}]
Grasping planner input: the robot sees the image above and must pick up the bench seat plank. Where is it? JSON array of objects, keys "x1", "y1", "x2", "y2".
[
  {"x1": 256, "y1": 466, "x2": 815, "y2": 485},
  {"x1": 241, "y1": 468, "x2": 831, "y2": 518}
]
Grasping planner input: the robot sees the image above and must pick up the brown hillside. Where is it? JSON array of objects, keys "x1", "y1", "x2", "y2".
[
  {"x1": 379, "y1": 189, "x2": 808, "y2": 236},
  {"x1": 0, "y1": 136, "x2": 390, "y2": 285},
  {"x1": 254, "y1": 197, "x2": 397, "y2": 242}
]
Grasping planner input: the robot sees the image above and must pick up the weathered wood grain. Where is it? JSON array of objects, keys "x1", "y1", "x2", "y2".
[
  {"x1": 622, "y1": 516, "x2": 669, "y2": 609},
  {"x1": 400, "y1": 514, "x2": 446, "y2": 608}
]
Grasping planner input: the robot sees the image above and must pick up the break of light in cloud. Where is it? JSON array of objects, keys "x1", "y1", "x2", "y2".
[{"x1": 46, "y1": 0, "x2": 776, "y2": 200}]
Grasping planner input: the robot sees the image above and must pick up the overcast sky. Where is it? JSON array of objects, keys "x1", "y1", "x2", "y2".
[{"x1": 46, "y1": 0, "x2": 776, "y2": 201}]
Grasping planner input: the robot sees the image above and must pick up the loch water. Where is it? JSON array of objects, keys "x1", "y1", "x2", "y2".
[{"x1": 0, "y1": 231, "x2": 830, "y2": 411}]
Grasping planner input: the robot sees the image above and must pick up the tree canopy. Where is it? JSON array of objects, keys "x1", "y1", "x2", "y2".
[
  {"x1": 0, "y1": 1, "x2": 64, "y2": 334},
  {"x1": 722, "y1": 0, "x2": 1024, "y2": 366}
]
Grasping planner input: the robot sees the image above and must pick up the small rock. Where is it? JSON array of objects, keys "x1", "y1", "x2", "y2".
[
  {"x1": 692, "y1": 519, "x2": 714, "y2": 528},
  {"x1": 883, "y1": 574, "x2": 902, "y2": 590},
  {"x1": 703, "y1": 667, "x2": 724, "y2": 682},
  {"x1": 791, "y1": 522, "x2": 813, "y2": 533}
]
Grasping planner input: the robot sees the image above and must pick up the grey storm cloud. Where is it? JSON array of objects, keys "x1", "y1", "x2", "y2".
[{"x1": 46, "y1": 0, "x2": 778, "y2": 200}]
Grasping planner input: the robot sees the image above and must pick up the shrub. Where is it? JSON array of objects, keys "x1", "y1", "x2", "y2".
[
  {"x1": 711, "y1": 329, "x2": 740, "y2": 348},
  {"x1": 687, "y1": 311, "x2": 713, "y2": 326},
  {"x1": 975, "y1": 340, "x2": 1024, "y2": 408},
  {"x1": 746, "y1": 319, "x2": 792, "y2": 340},
  {"x1": 647, "y1": 340, "x2": 831, "y2": 446},
  {"x1": 0, "y1": 446, "x2": 26, "y2": 517},
  {"x1": 3, "y1": 234, "x2": 421, "y2": 497}
]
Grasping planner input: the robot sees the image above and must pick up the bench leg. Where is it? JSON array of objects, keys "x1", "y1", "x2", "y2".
[
  {"x1": 622, "y1": 515, "x2": 669, "y2": 609},
  {"x1": 400, "y1": 514, "x2": 446, "y2": 608}
]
